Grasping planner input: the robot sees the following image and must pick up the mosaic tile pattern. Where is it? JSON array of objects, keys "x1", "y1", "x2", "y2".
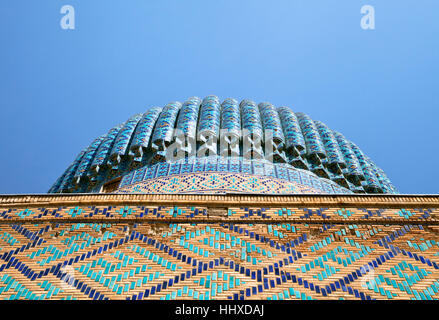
[
  {"x1": 220, "y1": 98, "x2": 241, "y2": 135},
  {"x1": 278, "y1": 107, "x2": 306, "y2": 153},
  {"x1": 176, "y1": 97, "x2": 201, "y2": 140},
  {"x1": 350, "y1": 142, "x2": 382, "y2": 193},
  {"x1": 296, "y1": 113, "x2": 326, "y2": 158},
  {"x1": 0, "y1": 194, "x2": 437, "y2": 300},
  {"x1": 240, "y1": 100, "x2": 263, "y2": 139},
  {"x1": 1, "y1": 204, "x2": 437, "y2": 224},
  {"x1": 56, "y1": 149, "x2": 87, "y2": 193},
  {"x1": 117, "y1": 157, "x2": 351, "y2": 195},
  {"x1": 74, "y1": 135, "x2": 106, "y2": 184},
  {"x1": 129, "y1": 107, "x2": 163, "y2": 158},
  {"x1": 0, "y1": 220, "x2": 438, "y2": 300},
  {"x1": 314, "y1": 121, "x2": 345, "y2": 169},
  {"x1": 48, "y1": 96, "x2": 397, "y2": 194},
  {"x1": 151, "y1": 102, "x2": 181, "y2": 152},
  {"x1": 109, "y1": 114, "x2": 143, "y2": 169},
  {"x1": 198, "y1": 96, "x2": 221, "y2": 136},
  {"x1": 117, "y1": 172, "x2": 311, "y2": 195},
  {"x1": 333, "y1": 131, "x2": 364, "y2": 185},
  {"x1": 90, "y1": 125, "x2": 123, "y2": 174},
  {"x1": 240, "y1": 100, "x2": 264, "y2": 160},
  {"x1": 259, "y1": 102, "x2": 287, "y2": 163}
]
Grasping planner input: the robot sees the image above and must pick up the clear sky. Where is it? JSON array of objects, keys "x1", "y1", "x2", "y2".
[{"x1": 0, "y1": 0, "x2": 438, "y2": 194}]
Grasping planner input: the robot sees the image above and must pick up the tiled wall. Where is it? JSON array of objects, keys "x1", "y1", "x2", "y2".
[{"x1": 0, "y1": 199, "x2": 438, "y2": 300}]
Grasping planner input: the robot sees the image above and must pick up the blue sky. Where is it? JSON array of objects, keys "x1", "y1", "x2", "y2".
[{"x1": 0, "y1": 0, "x2": 438, "y2": 194}]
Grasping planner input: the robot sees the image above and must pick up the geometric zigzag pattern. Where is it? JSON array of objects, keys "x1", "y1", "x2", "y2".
[
  {"x1": 116, "y1": 158, "x2": 352, "y2": 195},
  {"x1": 1, "y1": 211, "x2": 438, "y2": 299},
  {"x1": 116, "y1": 172, "x2": 323, "y2": 195},
  {"x1": 1, "y1": 206, "x2": 439, "y2": 223}
]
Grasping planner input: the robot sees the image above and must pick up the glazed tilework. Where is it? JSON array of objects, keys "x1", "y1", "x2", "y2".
[
  {"x1": 129, "y1": 107, "x2": 162, "y2": 157},
  {"x1": 109, "y1": 114, "x2": 143, "y2": 167},
  {"x1": 258, "y1": 102, "x2": 285, "y2": 144},
  {"x1": 259, "y1": 102, "x2": 287, "y2": 163},
  {"x1": 296, "y1": 113, "x2": 326, "y2": 158},
  {"x1": 350, "y1": 142, "x2": 382, "y2": 192},
  {"x1": 48, "y1": 96, "x2": 397, "y2": 195},
  {"x1": 0, "y1": 194, "x2": 438, "y2": 300},
  {"x1": 278, "y1": 106, "x2": 306, "y2": 152},
  {"x1": 74, "y1": 135, "x2": 106, "y2": 182},
  {"x1": 90, "y1": 125, "x2": 123, "y2": 173},
  {"x1": 0, "y1": 221, "x2": 438, "y2": 300},
  {"x1": 240, "y1": 100, "x2": 263, "y2": 139},
  {"x1": 220, "y1": 98, "x2": 240, "y2": 135},
  {"x1": 57, "y1": 149, "x2": 87, "y2": 192},
  {"x1": 118, "y1": 173, "x2": 336, "y2": 195},
  {"x1": 197, "y1": 96, "x2": 220, "y2": 136},
  {"x1": 151, "y1": 102, "x2": 181, "y2": 151},
  {"x1": 117, "y1": 157, "x2": 351, "y2": 195},
  {"x1": 314, "y1": 121, "x2": 345, "y2": 168},
  {"x1": 333, "y1": 131, "x2": 364, "y2": 182},
  {"x1": 176, "y1": 97, "x2": 201, "y2": 139},
  {"x1": 1, "y1": 205, "x2": 438, "y2": 224}
]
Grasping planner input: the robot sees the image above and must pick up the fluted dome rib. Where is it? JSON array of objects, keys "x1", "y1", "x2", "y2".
[{"x1": 49, "y1": 95, "x2": 397, "y2": 194}]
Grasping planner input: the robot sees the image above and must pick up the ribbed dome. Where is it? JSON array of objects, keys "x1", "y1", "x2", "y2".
[{"x1": 49, "y1": 96, "x2": 397, "y2": 194}]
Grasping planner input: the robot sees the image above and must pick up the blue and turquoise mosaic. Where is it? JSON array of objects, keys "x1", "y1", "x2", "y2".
[
  {"x1": 49, "y1": 96, "x2": 397, "y2": 194},
  {"x1": 0, "y1": 215, "x2": 437, "y2": 300},
  {"x1": 117, "y1": 157, "x2": 351, "y2": 195}
]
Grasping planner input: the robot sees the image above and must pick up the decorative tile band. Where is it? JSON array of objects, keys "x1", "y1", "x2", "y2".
[
  {"x1": 117, "y1": 172, "x2": 322, "y2": 195},
  {"x1": 118, "y1": 157, "x2": 351, "y2": 195},
  {"x1": 0, "y1": 195, "x2": 438, "y2": 300},
  {"x1": 0, "y1": 221, "x2": 437, "y2": 300},
  {"x1": 1, "y1": 194, "x2": 439, "y2": 209},
  {"x1": 0, "y1": 204, "x2": 437, "y2": 225}
]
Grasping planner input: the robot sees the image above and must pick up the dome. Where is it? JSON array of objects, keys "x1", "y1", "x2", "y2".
[{"x1": 48, "y1": 96, "x2": 397, "y2": 195}]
